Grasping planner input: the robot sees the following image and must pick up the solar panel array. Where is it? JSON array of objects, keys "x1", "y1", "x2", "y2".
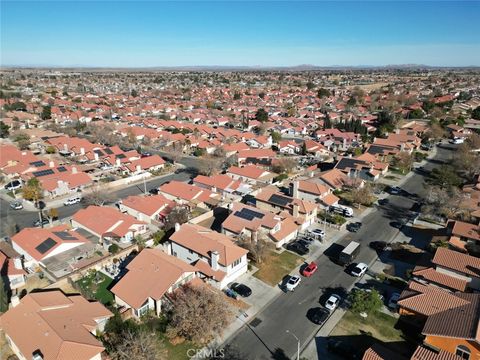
[
  {"x1": 57, "y1": 166, "x2": 67, "y2": 172},
  {"x1": 94, "y1": 149, "x2": 104, "y2": 156},
  {"x1": 234, "y1": 208, "x2": 265, "y2": 221},
  {"x1": 30, "y1": 161, "x2": 46, "y2": 167},
  {"x1": 35, "y1": 237, "x2": 57, "y2": 254},
  {"x1": 116, "y1": 154, "x2": 126, "y2": 159},
  {"x1": 53, "y1": 231, "x2": 78, "y2": 241},
  {"x1": 33, "y1": 169, "x2": 55, "y2": 177},
  {"x1": 268, "y1": 194, "x2": 292, "y2": 207},
  {"x1": 104, "y1": 148, "x2": 114, "y2": 155}
]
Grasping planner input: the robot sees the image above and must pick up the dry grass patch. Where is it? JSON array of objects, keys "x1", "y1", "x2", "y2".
[{"x1": 253, "y1": 250, "x2": 303, "y2": 286}]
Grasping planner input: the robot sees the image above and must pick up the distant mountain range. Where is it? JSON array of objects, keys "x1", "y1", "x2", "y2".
[{"x1": 2, "y1": 64, "x2": 479, "y2": 71}]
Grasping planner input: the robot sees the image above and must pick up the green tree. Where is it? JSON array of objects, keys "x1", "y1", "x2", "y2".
[
  {"x1": 428, "y1": 165, "x2": 462, "y2": 188},
  {"x1": 317, "y1": 88, "x2": 331, "y2": 98},
  {"x1": 306, "y1": 81, "x2": 315, "y2": 90},
  {"x1": 301, "y1": 141, "x2": 307, "y2": 155},
  {"x1": 349, "y1": 289, "x2": 383, "y2": 315},
  {"x1": 233, "y1": 92, "x2": 241, "y2": 100},
  {"x1": 41, "y1": 105, "x2": 52, "y2": 120},
  {"x1": 130, "y1": 89, "x2": 138, "y2": 97},
  {"x1": 409, "y1": 108, "x2": 424, "y2": 119},
  {"x1": 45, "y1": 145, "x2": 56, "y2": 154},
  {"x1": 270, "y1": 131, "x2": 282, "y2": 143},
  {"x1": 472, "y1": 106, "x2": 480, "y2": 120},
  {"x1": 109, "y1": 244, "x2": 120, "y2": 254},
  {"x1": 23, "y1": 177, "x2": 44, "y2": 203},
  {"x1": 347, "y1": 96, "x2": 357, "y2": 107},
  {"x1": 255, "y1": 108, "x2": 269, "y2": 122},
  {"x1": 0, "y1": 121, "x2": 10, "y2": 138}
]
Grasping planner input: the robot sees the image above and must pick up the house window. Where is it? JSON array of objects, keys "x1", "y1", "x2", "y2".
[
  {"x1": 135, "y1": 302, "x2": 150, "y2": 317},
  {"x1": 456, "y1": 345, "x2": 470, "y2": 360},
  {"x1": 231, "y1": 258, "x2": 242, "y2": 268}
]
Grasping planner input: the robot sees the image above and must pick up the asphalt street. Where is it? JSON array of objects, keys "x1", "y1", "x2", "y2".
[
  {"x1": 224, "y1": 144, "x2": 455, "y2": 360},
  {"x1": 0, "y1": 170, "x2": 191, "y2": 237}
]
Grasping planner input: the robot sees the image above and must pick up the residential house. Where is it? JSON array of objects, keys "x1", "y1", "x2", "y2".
[
  {"x1": 227, "y1": 165, "x2": 275, "y2": 185},
  {"x1": 290, "y1": 179, "x2": 340, "y2": 208},
  {"x1": 193, "y1": 174, "x2": 252, "y2": 199},
  {"x1": 168, "y1": 223, "x2": 248, "y2": 289},
  {"x1": 0, "y1": 243, "x2": 26, "y2": 291},
  {"x1": 318, "y1": 168, "x2": 362, "y2": 190},
  {"x1": 222, "y1": 202, "x2": 300, "y2": 248},
  {"x1": 446, "y1": 220, "x2": 480, "y2": 254},
  {"x1": 237, "y1": 148, "x2": 276, "y2": 166},
  {"x1": 124, "y1": 154, "x2": 165, "y2": 174},
  {"x1": 118, "y1": 194, "x2": 174, "y2": 224},
  {"x1": 431, "y1": 247, "x2": 480, "y2": 291},
  {"x1": 0, "y1": 291, "x2": 112, "y2": 360},
  {"x1": 255, "y1": 186, "x2": 318, "y2": 230},
  {"x1": 158, "y1": 180, "x2": 221, "y2": 209},
  {"x1": 11, "y1": 225, "x2": 89, "y2": 269},
  {"x1": 334, "y1": 155, "x2": 388, "y2": 182},
  {"x1": 111, "y1": 248, "x2": 197, "y2": 318},
  {"x1": 71, "y1": 206, "x2": 148, "y2": 245}
]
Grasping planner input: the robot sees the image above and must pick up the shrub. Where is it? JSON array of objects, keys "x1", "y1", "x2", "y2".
[{"x1": 108, "y1": 244, "x2": 119, "y2": 254}]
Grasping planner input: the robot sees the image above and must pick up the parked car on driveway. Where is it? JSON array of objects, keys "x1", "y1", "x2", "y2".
[
  {"x1": 388, "y1": 292, "x2": 401, "y2": 309},
  {"x1": 346, "y1": 222, "x2": 362, "y2": 232},
  {"x1": 4, "y1": 180, "x2": 22, "y2": 191},
  {"x1": 309, "y1": 228, "x2": 325, "y2": 238},
  {"x1": 389, "y1": 186, "x2": 402, "y2": 195},
  {"x1": 297, "y1": 239, "x2": 311, "y2": 248},
  {"x1": 308, "y1": 307, "x2": 330, "y2": 325},
  {"x1": 351, "y1": 263, "x2": 368, "y2": 277},
  {"x1": 33, "y1": 218, "x2": 49, "y2": 227},
  {"x1": 301, "y1": 262, "x2": 318, "y2": 277},
  {"x1": 325, "y1": 294, "x2": 341, "y2": 311},
  {"x1": 230, "y1": 283, "x2": 252, "y2": 297},
  {"x1": 286, "y1": 242, "x2": 309, "y2": 256},
  {"x1": 10, "y1": 201, "x2": 23, "y2": 210},
  {"x1": 286, "y1": 275, "x2": 301, "y2": 291}
]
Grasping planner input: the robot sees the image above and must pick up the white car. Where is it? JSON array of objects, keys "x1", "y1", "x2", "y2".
[
  {"x1": 4, "y1": 180, "x2": 22, "y2": 191},
  {"x1": 10, "y1": 201, "x2": 23, "y2": 210},
  {"x1": 64, "y1": 196, "x2": 82, "y2": 206},
  {"x1": 351, "y1": 263, "x2": 368, "y2": 277},
  {"x1": 286, "y1": 275, "x2": 301, "y2": 292},
  {"x1": 388, "y1": 292, "x2": 401, "y2": 309},
  {"x1": 325, "y1": 294, "x2": 341, "y2": 311}
]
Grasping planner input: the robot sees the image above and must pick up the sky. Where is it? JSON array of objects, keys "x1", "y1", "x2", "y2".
[{"x1": 1, "y1": 1, "x2": 479, "y2": 67}]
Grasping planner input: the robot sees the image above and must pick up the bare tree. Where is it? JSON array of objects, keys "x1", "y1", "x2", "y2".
[
  {"x1": 394, "y1": 151, "x2": 414, "y2": 174},
  {"x1": 350, "y1": 183, "x2": 374, "y2": 208},
  {"x1": 167, "y1": 284, "x2": 233, "y2": 344},
  {"x1": 83, "y1": 184, "x2": 115, "y2": 206},
  {"x1": 237, "y1": 235, "x2": 271, "y2": 264},
  {"x1": 45, "y1": 208, "x2": 59, "y2": 225},
  {"x1": 271, "y1": 158, "x2": 297, "y2": 174},
  {"x1": 164, "y1": 206, "x2": 189, "y2": 231},
  {"x1": 454, "y1": 144, "x2": 480, "y2": 182},
  {"x1": 198, "y1": 157, "x2": 221, "y2": 176},
  {"x1": 164, "y1": 141, "x2": 183, "y2": 164},
  {"x1": 110, "y1": 329, "x2": 167, "y2": 360}
]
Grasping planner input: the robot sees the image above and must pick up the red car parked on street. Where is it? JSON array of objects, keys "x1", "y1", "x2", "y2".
[{"x1": 301, "y1": 262, "x2": 318, "y2": 277}]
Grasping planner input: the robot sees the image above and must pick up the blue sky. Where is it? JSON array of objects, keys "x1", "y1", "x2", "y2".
[{"x1": 1, "y1": 1, "x2": 479, "y2": 67}]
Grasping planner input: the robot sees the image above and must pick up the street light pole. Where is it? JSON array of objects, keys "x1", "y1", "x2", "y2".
[{"x1": 286, "y1": 330, "x2": 300, "y2": 360}]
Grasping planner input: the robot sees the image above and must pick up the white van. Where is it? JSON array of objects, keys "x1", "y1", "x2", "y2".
[
  {"x1": 64, "y1": 196, "x2": 82, "y2": 206},
  {"x1": 329, "y1": 205, "x2": 354, "y2": 217}
]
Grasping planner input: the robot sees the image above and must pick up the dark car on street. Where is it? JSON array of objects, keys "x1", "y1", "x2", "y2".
[
  {"x1": 346, "y1": 222, "x2": 362, "y2": 232},
  {"x1": 230, "y1": 283, "x2": 252, "y2": 297},
  {"x1": 369, "y1": 241, "x2": 388, "y2": 252},
  {"x1": 287, "y1": 242, "x2": 309, "y2": 256},
  {"x1": 307, "y1": 307, "x2": 330, "y2": 326}
]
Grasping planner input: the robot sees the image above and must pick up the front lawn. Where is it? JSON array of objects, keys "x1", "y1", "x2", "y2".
[
  {"x1": 159, "y1": 333, "x2": 200, "y2": 360},
  {"x1": 331, "y1": 310, "x2": 403, "y2": 342},
  {"x1": 76, "y1": 271, "x2": 114, "y2": 305},
  {"x1": 253, "y1": 250, "x2": 303, "y2": 286}
]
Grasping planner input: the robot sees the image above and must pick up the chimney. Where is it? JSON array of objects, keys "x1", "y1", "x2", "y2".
[
  {"x1": 136, "y1": 165, "x2": 141, "y2": 172},
  {"x1": 32, "y1": 350, "x2": 44, "y2": 360},
  {"x1": 292, "y1": 181, "x2": 299, "y2": 198},
  {"x1": 395, "y1": 128, "x2": 400, "y2": 134},
  {"x1": 11, "y1": 294, "x2": 20, "y2": 308},
  {"x1": 174, "y1": 223, "x2": 181, "y2": 232},
  {"x1": 71, "y1": 166, "x2": 78, "y2": 174},
  {"x1": 211, "y1": 250, "x2": 219, "y2": 271},
  {"x1": 400, "y1": 143, "x2": 405, "y2": 152},
  {"x1": 49, "y1": 161, "x2": 55, "y2": 168},
  {"x1": 94, "y1": 152, "x2": 99, "y2": 161},
  {"x1": 293, "y1": 204, "x2": 300, "y2": 218},
  {"x1": 116, "y1": 158, "x2": 121, "y2": 167},
  {"x1": 80, "y1": 147, "x2": 85, "y2": 155},
  {"x1": 13, "y1": 257, "x2": 23, "y2": 270}
]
